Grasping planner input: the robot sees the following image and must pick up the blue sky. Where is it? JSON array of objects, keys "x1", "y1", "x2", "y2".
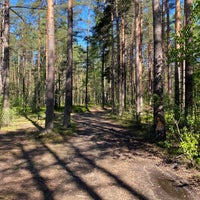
[{"x1": 10, "y1": 0, "x2": 94, "y2": 48}]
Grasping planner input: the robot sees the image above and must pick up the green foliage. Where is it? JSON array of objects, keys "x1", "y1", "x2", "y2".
[
  {"x1": 0, "y1": 108, "x2": 16, "y2": 127},
  {"x1": 169, "y1": 0, "x2": 200, "y2": 65},
  {"x1": 72, "y1": 105, "x2": 90, "y2": 113},
  {"x1": 164, "y1": 111, "x2": 200, "y2": 164},
  {"x1": 179, "y1": 127, "x2": 199, "y2": 160}
]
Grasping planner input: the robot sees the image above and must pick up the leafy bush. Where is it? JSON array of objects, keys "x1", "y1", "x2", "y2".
[
  {"x1": 179, "y1": 127, "x2": 199, "y2": 160},
  {"x1": 163, "y1": 112, "x2": 200, "y2": 164},
  {"x1": 0, "y1": 108, "x2": 16, "y2": 127}
]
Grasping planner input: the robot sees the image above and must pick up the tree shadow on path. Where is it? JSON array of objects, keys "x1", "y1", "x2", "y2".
[{"x1": 41, "y1": 141, "x2": 149, "y2": 200}]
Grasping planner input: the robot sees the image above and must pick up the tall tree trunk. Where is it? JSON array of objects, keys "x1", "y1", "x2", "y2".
[
  {"x1": 147, "y1": 24, "x2": 153, "y2": 105},
  {"x1": 85, "y1": 37, "x2": 89, "y2": 108},
  {"x1": 2, "y1": 0, "x2": 10, "y2": 110},
  {"x1": 119, "y1": 11, "x2": 125, "y2": 116},
  {"x1": 85, "y1": 8, "x2": 90, "y2": 109},
  {"x1": 37, "y1": 13, "x2": 41, "y2": 112},
  {"x1": 45, "y1": 0, "x2": 55, "y2": 130},
  {"x1": 166, "y1": 0, "x2": 172, "y2": 99},
  {"x1": 135, "y1": 0, "x2": 143, "y2": 123},
  {"x1": 184, "y1": 0, "x2": 193, "y2": 118},
  {"x1": 174, "y1": 0, "x2": 182, "y2": 119},
  {"x1": 22, "y1": 52, "x2": 26, "y2": 111},
  {"x1": 63, "y1": 0, "x2": 73, "y2": 127},
  {"x1": 115, "y1": 2, "x2": 121, "y2": 114},
  {"x1": 101, "y1": 47, "x2": 105, "y2": 109},
  {"x1": 111, "y1": 11, "x2": 115, "y2": 114},
  {"x1": 152, "y1": 0, "x2": 166, "y2": 141},
  {"x1": 129, "y1": 9, "x2": 135, "y2": 106}
]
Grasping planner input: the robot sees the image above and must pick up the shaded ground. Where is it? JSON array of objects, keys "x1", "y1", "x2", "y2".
[{"x1": 0, "y1": 108, "x2": 200, "y2": 200}]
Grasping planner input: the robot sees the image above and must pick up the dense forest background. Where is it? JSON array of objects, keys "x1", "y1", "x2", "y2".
[{"x1": 0, "y1": 0, "x2": 200, "y2": 164}]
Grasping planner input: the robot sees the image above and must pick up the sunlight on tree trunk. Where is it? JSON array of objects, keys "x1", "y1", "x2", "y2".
[
  {"x1": 2, "y1": 0, "x2": 10, "y2": 110},
  {"x1": 135, "y1": 0, "x2": 143, "y2": 124},
  {"x1": 152, "y1": 0, "x2": 166, "y2": 141},
  {"x1": 45, "y1": 0, "x2": 55, "y2": 130},
  {"x1": 63, "y1": 0, "x2": 73, "y2": 128}
]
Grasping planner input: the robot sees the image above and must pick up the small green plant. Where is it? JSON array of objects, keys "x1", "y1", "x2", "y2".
[
  {"x1": 72, "y1": 105, "x2": 90, "y2": 113},
  {"x1": 179, "y1": 127, "x2": 199, "y2": 160}
]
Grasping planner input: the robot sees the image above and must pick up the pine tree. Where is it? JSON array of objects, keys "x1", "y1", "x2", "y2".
[
  {"x1": 45, "y1": 0, "x2": 55, "y2": 130},
  {"x1": 152, "y1": 0, "x2": 166, "y2": 141},
  {"x1": 1, "y1": 0, "x2": 10, "y2": 110},
  {"x1": 63, "y1": 0, "x2": 73, "y2": 128}
]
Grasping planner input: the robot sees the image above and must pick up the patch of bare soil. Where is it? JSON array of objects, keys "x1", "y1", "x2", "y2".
[{"x1": 0, "y1": 109, "x2": 200, "y2": 200}]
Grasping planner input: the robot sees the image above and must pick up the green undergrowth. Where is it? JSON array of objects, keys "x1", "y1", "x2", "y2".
[
  {"x1": 0, "y1": 108, "x2": 17, "y2": 127},
  {"x1": 72, "y1": 105, "x2": 90, "y2": 113},
  {"x1": 32, "y1": 122, "x2": 76, "y2": 143},
  {"x1": 157, "y1": 112, "x2": 200, "y2": 167},
  {"x1": 54, "y1": 105, "x2": 90, "y2": 113},
  {"x1": 107, "y1": 109, "x2": 200, "y2": 167},
  {"x1": 106, "y1": 110, "x2": 153, "y2": 141},
  {"x1": 0, "y1": 106, "x2": 77, "y2": 144}
]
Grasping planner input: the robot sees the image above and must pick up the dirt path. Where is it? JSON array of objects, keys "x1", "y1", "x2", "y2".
[{"x1": 0, "y1": 109, "x2": 200, "y2": 200}]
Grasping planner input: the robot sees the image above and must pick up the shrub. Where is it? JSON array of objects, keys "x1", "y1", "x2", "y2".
[
  {"x1": 179, "y1": 127, "x2": 199, "y2": 160},
  {"x1": 0, "y1": 108, "x2": 16, "y2": 127}
]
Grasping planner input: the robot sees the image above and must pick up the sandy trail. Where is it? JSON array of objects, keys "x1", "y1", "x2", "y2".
[{"x1": 0, "y1": 109, "x2": 199, "y2": 200}]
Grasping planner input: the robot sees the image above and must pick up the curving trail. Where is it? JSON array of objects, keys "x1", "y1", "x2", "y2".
[{"x1": 0, "y1": 108, "x2": 199, "y2": 200}]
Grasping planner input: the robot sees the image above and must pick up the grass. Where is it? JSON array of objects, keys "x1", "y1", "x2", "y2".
[
  {"x1": 0, "y1": 107, "x2": 77, "y2": 144},
  {"x1": 0, "y1": 115, "x2": 35, "y2": 132},
  {"x1": 105, "y1": 110, "x2": 153, "y2": 141}
]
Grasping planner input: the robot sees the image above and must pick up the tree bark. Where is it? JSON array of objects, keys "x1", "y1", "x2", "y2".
[
  {"x1": 152, "y1": 0, "x2": 166, "y2": 141},
  {"x1": 111, "y1": 11, "x2": 115, "y2": 114},
  {"x1": 101, "y1": 47, "x2": 105, "y2": 109},
  {"x1": 147, "y1": 24, "x2": 153, "y2": 105},
  {"x1": 37, "y1": 13, "x2": 41, "y2": 112},
  {"x1": 85, "y1": 9, "x2": 90, "y2": 109},
  {"x1": 129, "y1": 9, "x2": 135, "y2": 106},
  {"x1": 184, "y1": 0, "x2": 193, "y2": 118},
  {"x1": 2, "y1": 0, "x2": 10, "y2": 110},
  {"x1": 45, "y1": 0, "x2": 55, "y2": 130},
  {"x1": 166, "y1": 0, "x2": 172, "y2": 99},
  {"x1": 174, "y1": 0, "x2": 182, "y2": 119},
  {"x1": 135, "y1": 0, "x2": 143, "y2": 124},
  {"x1": 115, "y1": 2, "x2": 121, "y2": 114},
  {"x1": 119, "y1": 11, "x2": 126, "y2": 116},
  {"x1": 63, "y1": 0, "x2": 73, "y2": 127}
]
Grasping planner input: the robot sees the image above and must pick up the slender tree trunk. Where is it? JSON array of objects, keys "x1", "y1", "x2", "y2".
[
  {"x1": 184, "y1": 0, "x2": 193, "y2": 118},
  {"x1": 147, "y1": 24, "x2": 153, "y2": 105},
  {"x1": 135, "y1": 0, "x2": 143, "y2": 123},
  {"x1": 37, "y1": 13, "x2": 41, "y2": 112},
  {"x1": 85, "y1": 38, "x2": 89, "y2": 108},
  {"x1": 129, "y1": 10, "x2": 135, "y2": 106},
  {"x1": 152, "y1": 0, "x2": 166, "y2": 141},
  {"x1": 85, "y1": 8, "x2": 90, "y2": 109},
  {"x1": 2, "y1": 0, "x2": 10, "y2": 110},
  {"x1": 63, "y1": 0, "x2": 73, "y2": 127},
  {"x1": 22, "y1": 52, "x2": 26, "y2": 110},
  {"x1": 119, "y1": 11, "x2": 125, "y2": 116},
  {"x1": 116, "y1": 2, "x2": 120, "y2": 113},
  {"x1": 162, "y1": 0, "x2": 167, "y2": 94},
  {"x1": 45, "y1": 0, "x2": 55, "y2": 130},
  {"x1": 166, "y1": 0, "x2": 172, "y2": 99},
  {"x1": 174, "y1": 0, "x2": 182, "y2": 119},
  {"x1": 17, "y1": 51, "x2": 20, "y2": 99},
  {"x1": 101, "y1": 47, "x2": 105, "y2": 109},
  {"x1": 111, "y1": 11, "x2": 115, "y2": 114}
]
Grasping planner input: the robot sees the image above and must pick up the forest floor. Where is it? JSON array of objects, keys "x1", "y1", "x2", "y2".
[{"x1": 0, "y1": 107, "x2": 200, "y2": 200}]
